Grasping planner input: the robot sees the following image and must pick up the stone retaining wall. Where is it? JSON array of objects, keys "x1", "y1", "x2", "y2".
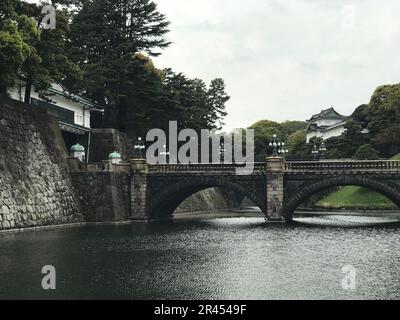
[
  {"x1": 175, "y1": 188, "x2": 237, "y2": 214},
  {"x1": 0, "y1": 96, "x2": 238, "y2": 230},
  {"x1": 89, "y1": 128, "x2": 135, "y2": 162},
  {"x1": 71, "y1": 171, "x2": 131, "y2": 222},
  {"x1": 0, "y1": 97, "x2": 83, "y2": 231}
]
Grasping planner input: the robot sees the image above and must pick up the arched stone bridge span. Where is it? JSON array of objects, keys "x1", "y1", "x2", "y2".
[{"x1": 129, "y1": 159, "x2": 400, "y2": 222}]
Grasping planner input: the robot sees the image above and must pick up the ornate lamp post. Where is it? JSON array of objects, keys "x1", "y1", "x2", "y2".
[
  {"x1": 160, "y1": 144, "x2": 170, "y2": 163},
  {"x1": 311, "y1": 141, "x2": 327, "y2": 161},
  {"x1": 319, "y1": 142, "x2": 327, "y2": 159},
  {"x1": 269, "y1": 134, "x2": 279, "y2": 157},
  {"x1": 269, "y1": 134, "x2": 289, "y2": 158},
  {"x1": 219, "y1": 141, "x2": 225, "y2": 162},
  {"x1": 134, "y1": 137, "x2": 145, "y2": 159},
  {"x1": 278, "y1": 144, "x2": 289, "y2": 158},
  {"x1": 312, "y1": 144, "x2": 319, "y2": 161}
]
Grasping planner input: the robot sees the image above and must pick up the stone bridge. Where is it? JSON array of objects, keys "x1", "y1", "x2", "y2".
[{"x1": 69, "y1": 158, "x2": 400, "y2": 222}]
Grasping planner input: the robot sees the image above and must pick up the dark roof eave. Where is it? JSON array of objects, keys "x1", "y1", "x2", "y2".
[
  {"x1": 58, "y1": 121, "x2": 91, "y2": 135},
  {"x1": 47, "y1": 87, "x2": 103, "y2": 111},
  {"x1": 307, "y1": 107, "x2": 349, "y2": 122}
]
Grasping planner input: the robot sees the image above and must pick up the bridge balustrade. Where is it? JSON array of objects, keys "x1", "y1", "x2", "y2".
[
  {"x1": 73, "y1": 159, "x2": 400, "y2": 175},
  {"x1": 146, "y1": 160, "x2": 400, "y2": 174},
  {"x1": 284, "y1": 160, "x2": 400, "y2": 173},
  {"x1": 148, "y1": 163, "x2": 266, "y2": 173}
]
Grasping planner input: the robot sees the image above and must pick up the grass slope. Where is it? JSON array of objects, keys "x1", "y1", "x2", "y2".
[
  {"x1": 316, "y1": 186, "x2": 397, "y2": 209},
  {"x1": 316, "y1": 154, "x2": 400, "y2": 210}
]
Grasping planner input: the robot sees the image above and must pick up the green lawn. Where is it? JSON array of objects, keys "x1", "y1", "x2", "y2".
[
  {"x1": 315, "y1": 154, "x2": 400, "y2": 210},
  {"x1": 316, "y1": 186, "x2": 397, "y2": 210}
]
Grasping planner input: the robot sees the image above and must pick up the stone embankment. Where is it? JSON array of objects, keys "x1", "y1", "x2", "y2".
[{"x1": 0, "y1": 97, "x2": 83, "y2": 231}]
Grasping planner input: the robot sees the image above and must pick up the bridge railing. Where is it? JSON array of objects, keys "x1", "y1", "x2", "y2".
[
  {"x1": 147, "y1": 160, "x2": 400, "y2": 174},
  {"x1": 284, "y1": 160, "x2": 400, "y2": 172},
  {"x1": 148, "y1": 163, "x2": 266, "y2": 173}
]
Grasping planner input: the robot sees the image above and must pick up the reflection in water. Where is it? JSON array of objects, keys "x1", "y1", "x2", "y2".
[
  {"x1": 294, "y1": 215, "x2": 400, "y2": 227},
  {"x1": 1, "y1": 214, "x2": 400, "y2": 300}
]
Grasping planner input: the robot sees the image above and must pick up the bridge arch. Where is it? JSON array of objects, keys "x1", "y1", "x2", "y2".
[
  {"x1": 149, "y1": 176, "x2": 266, "y2": 219},
  {"x1": 284, "y1": 175, "x2": 400, "y2": 218}
]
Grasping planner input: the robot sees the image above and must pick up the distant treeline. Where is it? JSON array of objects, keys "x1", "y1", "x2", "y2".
[{"x1": 249, "y1": 84, "x2": 400, "y2": 160}]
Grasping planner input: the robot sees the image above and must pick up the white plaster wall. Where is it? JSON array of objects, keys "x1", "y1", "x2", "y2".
[
  {"x1": 8, "y1": 84, "x2": 91, "y2": 128},
  {"x1": 314, "y1": 119, "x2": 343, "y2": 127},
  {"x1": 307, "y1": 126, "x2": 347, "y2": 142},
  {"x1": 7, "y1": 88, "x2": 21, "y2": 101},
  {"x1": 323, "y1": 126, "x2": 347, "y2": 140}
]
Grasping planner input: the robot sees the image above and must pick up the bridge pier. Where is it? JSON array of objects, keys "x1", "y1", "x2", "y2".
[
  {"x1": 265, "y1": 157, "x2": 286, "y2": 222},
  {"x1": 130, "y1": 159, "x2": 151, "y2": 221}
]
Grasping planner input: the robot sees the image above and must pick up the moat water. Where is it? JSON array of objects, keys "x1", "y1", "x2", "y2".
[{"x1": 1, "y1": 213, "x2": 400, "y2": 300}]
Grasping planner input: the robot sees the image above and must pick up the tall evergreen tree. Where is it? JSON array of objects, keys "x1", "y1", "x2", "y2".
[
  {"x1": 207, "y1": 78, "x2": 229, "y2": 130},
  {"x1": 161, "y1": 70, "x2": 230, "y2": 132},
  {"x1": 68, "y1": 0, "x2": 171, "y2": 126},
  {"x1": 367, "y1": 84, "x2": 400, "y2": 136},
  {"x1": 116, "y1": 53, "x2": 167, "y2": 136}
]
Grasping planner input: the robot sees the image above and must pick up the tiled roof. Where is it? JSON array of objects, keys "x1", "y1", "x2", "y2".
[{"x1": 308, "y1": 107, "x2": 348, "y2": 122}]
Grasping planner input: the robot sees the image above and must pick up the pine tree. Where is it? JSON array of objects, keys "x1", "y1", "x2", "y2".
[
  {"x1": 116, "y1": 53, "x2": 167, "y2": 136},
  {"x1": 207, "y1": 78, "x2": 229, "y2": 130},
  {"x1": 68, "y1": 0, "x2": 171, "y2": 126}
]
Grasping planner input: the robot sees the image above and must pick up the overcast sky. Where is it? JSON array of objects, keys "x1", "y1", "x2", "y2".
[{"x1": 154, "y1": 0, "x2": 400, "y2": 130}]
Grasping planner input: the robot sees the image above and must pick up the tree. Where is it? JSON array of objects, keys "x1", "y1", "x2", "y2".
[
  {"x1": 367, "y1": 84, "x2": 400, "y2": 136},
  {"x1": 114, "y1": 53, "x2": 167, "y2": 136},
  {"x1": 287, "y1": 131, "x2": 308, "y2": 156},
  {"x1": 0, "y1": 0, "x2": 17, "y2": 16},
  {"x1": 207, "y1": 78, "x2": 230, "y2": 130},
  {"x1": 249, "y1": 120, "x2": 307, "y2": 158},
  {"x1": 343, "y1": 120, "x2": 368, "y2": 149},
  {"x1": 249, "y1": 120, "x2": 284, "y2": 158},
  {"x1": 17, "y1": 3, "x2": 83, "y2": 102},
  {"x1": 374, "y1": 124, "x2": 400, "y2": 146},
  {"x1": 325, "y1": 136, "x2": 348, "y2": 159},
  {"x1": 94, "y1": 57, "x2": 229, "y2": 137},
  {"x1": 0, "y1": 0, "x2": 37, "y2": 94},
  {"x1": 322, "y1": 120, "x2": 370, "y2": 159},
  {"x1": 353, "y1": 144, "x2": 380, "y2": 160},
  {"x1": 67, "y1": 0, "x2": 230, "y2": 136},
  {"x1": 0, "y1": 1, "x2": 82, "y2": 99},
  {"x1": 281, "y1": 121, "x2": 307, "y2": 137},
  {"x1": 161, "y1": 69, "x2": 193, "y2": 128},
  {"x1": 68, "y1": 0, "x2": 171, "y2": 122},
  {"x1": 352, "y1": 104, "x2": 369, "y2": 128},
  {"x1": 188, "y1": 78, "x2": 210, "y2": 129},
  {"x1": 159, "y1": 69, "x2": 229, "y2": 133}
]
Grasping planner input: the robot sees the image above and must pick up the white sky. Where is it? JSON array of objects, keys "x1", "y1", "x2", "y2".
[{"x1": 154, "y1": 0, "x2": 400, "y2": 130}]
